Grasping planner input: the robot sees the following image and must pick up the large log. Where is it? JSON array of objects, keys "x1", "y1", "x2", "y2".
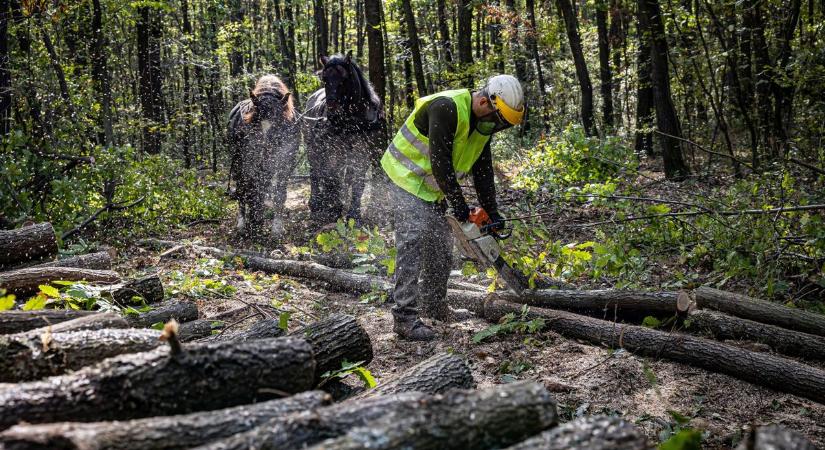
[
  {"x1": 0, "y1": 267, "x2": 120, "y2": 296},
  {"x1": 125, "y1": 300, "x2": 199, "y2": 328},
  {"x1": 111, "y1": 274, "x2": 164, "y2": 304},
  {"x1": 198, "y1": 382, "x2": 556, "y2": 450},
  {"x1": 0, "y1": 223, "x2": 58, "y2": 269},
  {"x1": 33, "y1": 251, "x2": 113, "y2": 271},
  {"x1": 0, "y1": 391, "x2": 331, "y2": 450},
  {"x1": 0, "y1": 328, "x2": 161, "y2": 382},
  {"x1": 205, "y1": 318, "x2": 284, "y2": 342},
  {"x1": 695, "y1": 287, "x2": 825, "y2": 337},
  {"x1": 177, "y1": 319, "x2": 215, "y2": 342},
  {"x1": 734, "y1": 424, "x2": 817, "y2": 450},
  {"x1": 291, "y1": 313, "x2": 373, "y2": 381},
  {"x1": 688, "y1": 309, "x2": 825, "y2": 360},
  {"x1": 0, "y1": 336, "x2": 316, "y2": 430},
  {"x1": 0, "y1": 310, "x2": 99, "y2": 335},
  {"x1": 21, "y1": 312, "x2": 128, "y2": 336},
  {"x1": 355, "y1": 352, "x2": 474, "y2": 399},
  {"x1": 504, "y1": 415, "x2": 648, "y2": 450},
  {"x1": 307, "y1": 382, "x2": 557, "y2": 450},
  {"x1": 447, "y1": 290, "x2": 825, "y2": 405}
]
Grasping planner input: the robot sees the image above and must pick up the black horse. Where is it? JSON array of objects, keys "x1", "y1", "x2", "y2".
[
  {"x1": 228, "y1": 75, "x2": 300, "y2": 238},
  {"x1": 302, "y1": 52, "x2": 387, "y2": 224}
]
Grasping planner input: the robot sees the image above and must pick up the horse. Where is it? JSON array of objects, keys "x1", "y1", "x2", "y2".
[
  {"x1": 227, "y1": 75, "x2": 300, "y2": 238},
  {"x1": 302, "y1": 52, "x2": 388, "y2": 225}
]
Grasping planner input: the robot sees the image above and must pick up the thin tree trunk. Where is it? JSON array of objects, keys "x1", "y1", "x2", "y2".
[
  {"x1": 506, "y1": 0, "x2": 528, "y2": 82},
  {"x1": 526, "y1": 0, "x2": 548, "y2": 128},
  {"x1": 0, "y1": 0, "x2": 10, "y2": 136},
  {"x1": 400, "y1": 0, "x2": 427, "y2": 96},
  {"x1": 596, "y1": 0, "x2": 614, "y2": 130},
  {"x1": 457, "y1": 0, "x2": 473, "y2": 85},
  {"x1": 364, "y1": 0, "x2": 385, "y2": 101},
  {"x1": 315, "y1": 0, "x2": 329, "y2": 58},
  {"x1": 436, "y1": 0, "x2": 453, "y2": 65},
  {"x1": 136, "y1": 6, "x2": 163, "y2": 154},
  {"x1": 556, "y1": 0, "x2": 597, "y2": 136}
]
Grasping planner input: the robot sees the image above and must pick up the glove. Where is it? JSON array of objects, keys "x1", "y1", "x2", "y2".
[{"x1": 488, "y1": 211, "x2": 506, "y2": 232}]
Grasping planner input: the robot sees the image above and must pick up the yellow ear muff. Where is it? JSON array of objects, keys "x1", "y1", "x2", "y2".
[{"x1": 493, "y1": 95, "x2": 525, "y2": 125}]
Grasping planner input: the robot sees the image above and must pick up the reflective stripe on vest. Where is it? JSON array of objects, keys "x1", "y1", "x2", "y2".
[{"x1": 380, "y1": 89, "x2": 491, "y2": 202}]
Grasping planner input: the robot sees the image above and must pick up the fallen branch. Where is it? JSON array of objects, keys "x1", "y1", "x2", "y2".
[
  {"x1": 354, "y1": 352, "x2": 474, "y2": 399},
  {"x1": 0, "y1": 267, "x2": 120, "y2": 296},
  {"x1": 504, "y1": 415, "x2": 647, "y2": 450},
  {"x1": 654, "y1": 129, "x2": 755, "y2": 171},
  {"x1": 0, "y1": 310, "x2": 100, "y2": 335},
  {"x1": 125, "y1": 301, "x2": 198, "y2": 328},
  {"x1": 32, "y1": 251, "x2": 114, "y2": 271},
  {"x1": 734, "y1": 424, "x2": 817, "y2": 450},
  {"x1": 581, "y1": 203, "x2": 825, "y2": 227},
  {"x1": 61, "y1": 196, "x2": 146, "y2": 241},
  {"x1": 20, "y1": 312, "x2": 128, "y2": 336},
  {"x1": 0, "y1": 223, "x2": 58, "y2": 270}
]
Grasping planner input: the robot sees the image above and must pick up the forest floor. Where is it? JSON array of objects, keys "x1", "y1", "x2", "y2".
[{"x1": 119, "y1": 179, "x2": 825, "y2": 449}]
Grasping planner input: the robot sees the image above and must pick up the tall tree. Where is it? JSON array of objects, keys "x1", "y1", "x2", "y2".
[
  {"x1": 400, "y1": 0, "x2": 427, "y2": 96},
  {"x1": 136, "y1": 5, "x2": 164, "y2": 154},
  {"x1": 90, "y1": 0, "x2": 113, "y2": 147},
  {"x1": 314, "y1": 0, "x2": 329, "y2": 58},
  {"x1": 436, "y1": 0, "x2": 453, "y2": 64},
  {"x1": 596, "y1": 0, "x2": 614, "y2": 130},
  {"x1": 364, "y1": 0, "x2": 386, "y2": 101},
  {"x1": 505, "y1": 0, "x2": 528, "y2": 82},
  {"x1": 1, "y1": 0, "x2": 12, "y2": 136},
  {"x1": 525, "y1": 0, "x2": 548, "y2": 127},
  {"x1": 633, "y1": 24, "x2": 654, "y2": 156},
  {"x1": 229, "y1": 0, "x2": 244, "y2": 76},
  {"x1": 457, "y1": 0, "x2": 473, "y2": 84},
  {"x1": 638, "y1": 0, "x2": 689, "y2": 179},
  {"x1": 555, "y1": 0, "x2": 597, "y2": 136}
]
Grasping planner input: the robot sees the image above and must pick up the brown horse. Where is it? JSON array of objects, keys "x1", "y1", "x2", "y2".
[{"x1": 228, "y1": 75, "x2": 300, "y2": 238}]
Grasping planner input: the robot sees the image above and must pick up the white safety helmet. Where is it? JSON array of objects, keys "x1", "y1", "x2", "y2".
[{"x1": 483, "y1": 74, "x2": 526, "y2": 126}]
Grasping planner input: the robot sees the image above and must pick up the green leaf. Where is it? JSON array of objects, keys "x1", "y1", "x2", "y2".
[
  {"x1": 351, "y1": 366, "x2": 377, "y2": 388},
  {"x1": 150, "y1": 322, "x2": 165, "y2": 330},
  {"x1": 0, "y1": 293, "x2": 16, "y2": 311},
  {"x1": 642, "y1": 316, "x2": 662, "y2": 328},
  {"x1": 667, "y1": 410, "x2": 690, "y2": 426},
  {"x1": 278, "y1": 311, "x2": 292, "y2": 331},
  {"x1": 39, "y1": 284, "x2": 60, "y2": 298},
  {"x1": 472, "y1": 324, "x2": 502, "y2": 343},
  {"x1": 658, "y1": 429, "x2": 701, "y2": 450},
  {"x1": 23, "y1": 295, "x2": 47, "y2": 311}
]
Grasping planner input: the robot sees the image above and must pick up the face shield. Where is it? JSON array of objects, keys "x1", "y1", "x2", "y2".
[{"x1": 476, "y1": 92, "x2": 526, "y2": 136}]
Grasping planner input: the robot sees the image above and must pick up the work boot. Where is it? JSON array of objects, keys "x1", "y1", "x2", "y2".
[{"x1": 393, "y1": 317, "x2": 436, "y2": 341}]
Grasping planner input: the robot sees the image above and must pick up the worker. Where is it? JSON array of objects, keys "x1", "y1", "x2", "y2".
[{"x1": 381, "y1": 74, "x2": 526, "y2": 341}]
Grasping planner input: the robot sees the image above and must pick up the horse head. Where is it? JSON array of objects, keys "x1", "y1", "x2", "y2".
[
  {"x1": 245, "y1": 75, "x2": 294, "y2": 124},
  {"x1": 318, "y1": 52, "x2": 364, "y2": 119}
]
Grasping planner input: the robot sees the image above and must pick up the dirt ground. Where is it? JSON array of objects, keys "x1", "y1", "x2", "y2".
[{"x1": 120, "y1": 180, "x2": 825, "y2": 449}]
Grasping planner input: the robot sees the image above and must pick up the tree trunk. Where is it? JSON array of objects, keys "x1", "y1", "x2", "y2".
[
  {"x1": 125, "y1": 301, "x2": 199, "y2": 328},
  {"x1": 687, "y1": 309, "x2": 825, "y2": 361},
  {"x1": 290, "y1": 313, "x2": 373, "y2": 382},
  {"x1": 694, "y1": 287, "x2": 825, "y2": 337},
  {"x1": 638, "y1": 0, "x2": 689, "y2": 179},
  {"x1": 400, "y1": 0, "x2": 427, "y2": 96},
  {"x1": 0, "y1": 267, "x2": 120, "y2": 296},
  {"x1": 506, "y1": 0, "x2": 528, "y2": 82},
  {"x1": 734, "y1": 424, "x2": 817, "y2": 450},
  {"x1": 136, "y1": 6, "x2": 163, "y2": 154},
  {"x1": 90, "y1": 0, "x2": 113, "y2": 147},
  {"x1": 0, "y1": 329, "x2": 161, "y2": 382},
  {"x1": 770, "y1": 0, "x2": 802, "y2": 157},
  {"x1": 205, "y1": 318, "x2": 284, "y2": 342},
  {"x1": 505, "y1": 415, "x2": 647, "y2": 450},
  {"x1": 38, "y1": 23, "x2": 71, "y2": 109},
  {"x1": 526, "y1": 0, "x2": 548, "y2": 127},
  {"x1": 0, "y1": 0, "x2": 10, "y2": 136},
  {"x1": 201, "y1": 382, "x2": 556, "y2": 450},
  {"x1": 436, "y1": 0, "x2": 453, "y2": 64},
  {"x1": 21, "y1": 312, "x2": 127, "y2": 337},
  {"x1": 177, "y1": 319, "x2": 215, "y2": 342},
  {"x1": 315, "y1": 0, "x2": 329, "y2": 58},
  {"x1": 111, "y1": 274, "x2": 165, "y2": 304},
  {"x1": 355, "y1": 352, "x2": 474, "y2": 399},
  {"x1": 0, "y1": 336, "x2": 317, "y2": 430},
  {"x1": 0, "y1": 391, "x2": 331, "y2": 450},
  {"x1": 0, "y1": 310, "x2": 100, "y2": 335},
  {"x1": 0, "y1": 223, "x2": 58, "y2": 269},
  {"x1": 447, "y1": 291, "x2": 825, "y2": 405},
  {"x1": 364, "y1": 0, "x2": 386, "y2": 101},
  {"x1": 634, "y1": 22, "x2": 654, "y2": 156},
  {"x1": 556, "y1": 0, "x2": 597, "y2": 136},
  {"x1": 596, "y1": 0, "x2": 614, "y2": 130},
  {"x1": 32, "y1": 251, "x2": 113, "y2": 271},
  {"x1": 308, "y1": 382, "x2": 557, "y2": 450},
  {"x1": 457, "y1": 0, "x2": 473, "y2": 84}
]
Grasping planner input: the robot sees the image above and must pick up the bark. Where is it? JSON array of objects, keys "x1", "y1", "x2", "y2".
[
  {"x1": 364, "y1": 0, "x2": 385, "y2": 101},
  {"x1": 526, "y1": 0, "x2": 548, "y2": 127},
  {"x1": 447, "y1": 291, "x2": 825, "y2": 405},
  {"x1": 21, "y1": 312, "x2": 128, "y2": 336},
  {"x1": 0, "y1": 0, "x2": 9, "y2": 136},
  {"x1": 638, "y1": 0, "x2": 689, "y2": 179},
  {"x1": 505, "y1": 415, "x2": 647, "y2": 450},
  {"x1": 687, "y1": 309, "x2": 825, "y2": 361},
  {"x1": 505, "y1": 0, "x2": 528, "y2": 83},
  {"x1": 0, "y1": 336, "x2": 317, "y2": 430},
  {"x1": 734, "y1": 424, "x2": 817, "y2": 450},
  {"x1": 694, "y1": 287, "x2": 825, "y2": 337},
  {"x1": 307, "y1": 382, "x2": 557, "y2": 450},
  {"x1": 32, "y1": 251, "x2": 113, "y2": 271},
  {"x1": 111, "y1": 274, "x2": 164, "y2": 304},
  {"x1": 0, "y1": 329, "x2": 161, "y2": 382},
  {"x1": 0, "y1": 310, "x2": 99, "y2": 335},
  {"x1": 314, "y1": 0, "x2": 329, "y2": 58},
  {"x1": 0, "y1": 391, "x2": 331, "y2": 450},
  {"x1": 436, "y1": 0, "x2": 453, "y2": 64},
  {"x1": 178, "y1": 319, "x2": 215, "y2": 342},
  {"x1": 634, "y1": 23, "x2": 654, "y2": 156},
  {"x1": 556, "y1": 0, "x2": 597, "y2": 136},
  {"x1": 136, "y1": 5, "x2": 163, "y2": 154},
  {"x1": 0, "y1": 267, "x2": 119, "y2": 296},
  {"x1": 205, "y1": 318, "x2": 284, "y2": 342},
  {"x1": 291, "y1": 313, "x2": 373, "y2": 382},
  {"x1": 354, "y1": 352, "x2": 474, "y2": 399},
  {"x1": 596, "y1": 0, "x2": 614, "y2": 130},
  {"x1": 38, "y1": 24, "x2": 71, "y2": 108},
  {"x1": 199, "y1": 382, "x2": 556, "y2": 450},
  {"x1": 456, "y1": 0, "x2": 473, "y2": 83},
  {"x1": 125, "y1": 301, "x2": 199, "y2": 328},
  {"x1": 0, "y1": 223, "x2": 58, "y2": 269},
  {"x1": 400, "y1": 0, "x2": 427, "y2": 96}
]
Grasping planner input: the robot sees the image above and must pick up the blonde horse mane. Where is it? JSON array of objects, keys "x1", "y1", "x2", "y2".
[{"x1": 243, "y1": 75, "x2": 295, "y2": 124}]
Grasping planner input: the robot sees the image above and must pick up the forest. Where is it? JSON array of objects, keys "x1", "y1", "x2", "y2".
[{"x1": 1, "y1": 0, "x2": 825, "y2": 448}]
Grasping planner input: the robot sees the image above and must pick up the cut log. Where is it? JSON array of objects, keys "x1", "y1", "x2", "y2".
[
  {"x1": 695, "y1": 287, "x2": 825, "y2": 337},
  {"x1": 0, "y1": 328, "x2": 161, "y2": 382},
  {"x1": 111, "y1": 274, "x2": 164, "y2": 304},
  {"x1": 0, "y1": 336, "x2": 316, "y2": 429},
  {"x1": 447, "y1": 290, "x2": 825, "y2": 405},
  {"x1": 205, "y1": 318, "x2": 284, "y2": 342},
  {"x1": 125, "y1": 300, "x2": 199, "y2": 328},
  {"x1": 0, "y1": 310, "x2": 99, "y2": 335},
  {"x1": 0, "y1": 391, "x2": 331, "y2": 450},
  {"x1": 21, "y1": 312, "x2": 128, "y2": 336},
  {"x1": 734, "y1": 424, "x2": 817, "y2": 450},
  {"x1": 0, "y1": 267, "x2": 120, "y2": 296},
  {"x1": 178, "y1": 319, "x2": 215, "y2": 342},
  {"x1": 291, "y1": 313, "x2": 373, "y2": 381},
  {"x1": 33, "y1": 251, "x2": 113, "y2": 271},
  {"x1": 197, "y1": 382, "x2": 557, "y2": 450},
  {"x1": 688, "y1": 309, "x2": 825, "y2": 360},
  {"x1": 504, "y1": 415, "x2": 648, "y2": 450},
  {"x1": 306, "y1": 381, "x2": 557, "y2": 450},
  {"x1": 355, "y1": 352, "x2": 474, "y2": 399},
  {"x1": 0, "y1": 223, "x2": 58, "y2": 269}
]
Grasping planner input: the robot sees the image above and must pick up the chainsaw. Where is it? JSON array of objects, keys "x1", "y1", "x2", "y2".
[{"x1": 446, "y1": 207, "x2": 528, "y2": 295}]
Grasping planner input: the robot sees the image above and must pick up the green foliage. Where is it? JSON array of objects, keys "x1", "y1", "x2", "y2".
[
  {"x1": 0, "y1": 289, "x2": 15, "y2": 311},
  {"x1": 314, "y1": 219, "x2": 397, "y2": 276},
  {"x1": 320, "y1": 360, "x2": 377, "y2": 390},
  {"x1": 658, "y1": 429, "x2": 702, "y2": 450},
  {"x1": 168, "y1": 258, "x2": 238, "y2": 299},
  {"x1": 278, "y1": 311, "x2": 291, "y2": 331},
  {"x1": 472, "y1": 304, "x2": 546, "y2": 343}
]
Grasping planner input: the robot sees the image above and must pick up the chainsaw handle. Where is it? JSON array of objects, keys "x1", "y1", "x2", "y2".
[{"x1": 480, "y1": 221, "x2": 511, "y2": 239}]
